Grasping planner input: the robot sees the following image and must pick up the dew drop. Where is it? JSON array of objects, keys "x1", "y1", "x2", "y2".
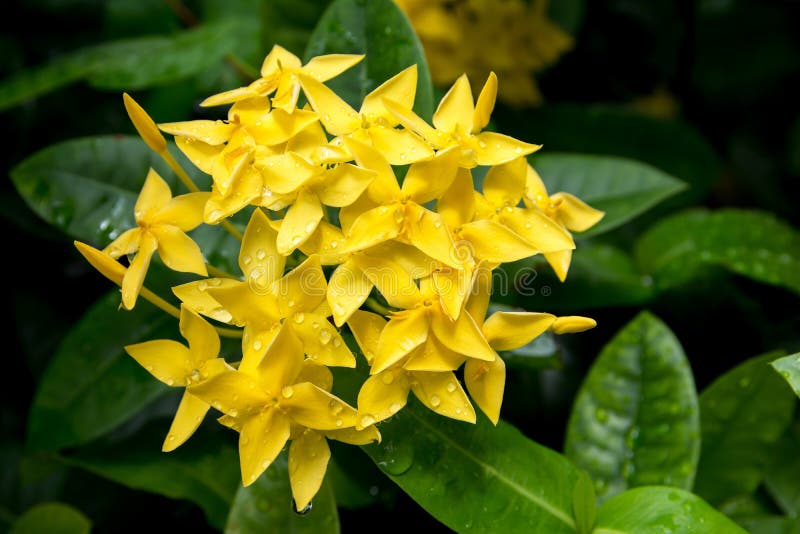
[
  {"x1": 253, "y1": 339, "x2": 263, "y2": 351},
  {"x1": 319, "y1": 330, "x2": 332, "y2": 344},
  {"x1": 229, "y1": 408, "x2": 239, "y2": 417},
  {"x1": 166, "y1": 378, "x2": 175, "y2": 386},
  {"x1": 330, "y1": 240, "x2": 339, "y2": 249},
  {"x1": 146, "y1": 365, "x2": 154, "y2": 371},
  {"x1": 288, "y1": 299, "x2": 296, "y2": 308},
  {"x1": 294, "y1": 312, "x2": 305, "y2": 324},
  {"x1": 446, "y1": 382, "x2": 457, "y2": 393},
  {"x1": 292, "y1": 236, "x2": 302, "y2": 245},
  {"x1": 433, "y1": 220, "x2": 442, "y2": 228},
  {"x1": 282, "y1": 386, "x2": 294, "y2": 398},
  {"x1": 209, "y1": 209, "x2": 222, "y2": 221},
  {"x1": 311, "y1": 321, "x2": 320, "y2": 329},
  {"x1": 293, "y1": 499, "x2": 312, "y2": 515},
  {"x1": 382, "y1": 372, "x2": 394, "y2": 385},
  {"x1": 335, "y1": 418, "x2": 343, "y2": 427},
  {"x1": 430, "y1": 395, "x2": 441, "y2": 408},
  {"x1": 256, "y1": 249, "x2": 266, "y2": 260},
  {"x1": 167, "y1": 434, "x2": 175, "y2": 442},
  {"x1": 360, "y1": 414, "x2": 376, "y2": 427},
  {"x1": 332, "y1": 337, "x2": 341, "y2": 348},
  {"x1": 305, "y1": 221, "x2": 316, "y2": 233}
]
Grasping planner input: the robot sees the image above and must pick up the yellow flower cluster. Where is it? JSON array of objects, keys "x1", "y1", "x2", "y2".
[
  {"x1": 394, "y1": 0, "x2": 574, "y2": 106},
  {"x1": 76, "y1": 45, "x2": 602, "y2": 510}
]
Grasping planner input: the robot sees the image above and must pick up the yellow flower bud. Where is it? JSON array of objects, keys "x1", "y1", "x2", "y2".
[
  {"x1": 551, "y1": 316, "x2": 597, "y2": 334},
  {"x1": 123, "y1": 93, "x2": 167, "y2": 154},
  {"x1": 74, "y1": 240, "x2": 126, "y2": 286}
]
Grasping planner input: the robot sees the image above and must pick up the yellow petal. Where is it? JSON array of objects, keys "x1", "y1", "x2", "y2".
[
  {"x1": 296, "y1": 361, "x2": 333, "y2": 392},
  {"x1": 404, "y1": 204, "x2": 458, "y2": 267},
  {"x1": 346, "y1": 310, "x2": 386, "y2": 364},
  {"x1": 204, "y1": 183, "x2": 259, "y2": 225},
  {"x1": 257, "y1": 153, "x2": 317, "y2": 196},
  {"x1": 343, "y1": 137, "x2": 401, "y2": 203},
  {"x1": 373, "y1": 310, "x2": 429, "y2": 375},
  {"x1": 179, "y1": 305, "x2": 220, "y2": 365},
  {"x1": 249, "y1": 108, "x2": 320, "y2": 146},
  {"x1": 122, "y1": 231, "x2": 157, "y2": 309},
  {"x1": 464, "y1": 356, "x2": 505, "y2": 425},
  {"x1": 261, "y1": 45, "x2": 302, "y2": 76},
  {"x1": 472, "y1": 72, "x2": 498, "y2": 134},
  {"x1": 473, "y1": 131, "x2": 540, "y2": 166},
  {"x1": 431, "y1": 309, "x2": 496, "y2": 361},
  {"x1": 103, "y1": 227, "x2": 142, "y2": 261},
  {"x1": 437, "y1": 167, "x2": 475, "y2": 228},
  {"x1": 135, "y1": 169, "x2": 172, "y2": 222},
  {"x1": 175, "y1": 137, "x2": 220, "y2": 175},
  {"x1": 343, "y1": 205, "x2": 403, "y2": 253},
  {"x1": 240, "y1": 409, "x2": 291, "y2": 486},
  {"x1": 255, "y1": 323, "x2": 305, "y2": 394},
  {"x1": 271, "y1": 75, "x2": 302, "y2": 113},
  {"x1": 367, "y1": 126, "x2": 434, "y2": 165},
  {"x1": 457, "y1": 220, "x2": 539, "y2": 263},
  {"x1": 189, "y1": 368, "x2": 270, "y2": 416},
  {"x1": 298, "y1": 73, "x2": 360, "y2": 136},
  {"x1": 201, "y1": 87, "x2": 260, "y2": 107},
  {"x1": 404, "y1": 336, "x2": 464, "y2": 372},
  {"x1": 172, "y1": 279, "x2": 239, "y2": 324},
  {"x1": 401, "y1": 146, "x2": 460, "y2": 204},
  {"x1": 163, "y1": 391, "x2": 209, "y2": 452},
  {"x1": 327, "y1": 260, "x2": 373, "y2": 327},
  {"x1": 280, "y1": 382, "x2": 358, "y2": 430},
  {"x1": 351, "y1": 254, "x2": 421, "y2": 309},
  {"x1": 240, "y1": 326, "x2": 280, "y2": 374},
  {"x1": 228, "y1": 96, "x2": 272, "y2": 126},
  {"x1": 524, "y1": 164, "x2": 549, "y2": 201},
  {"x1": 551, "y1": 316, "x2": 597, "y2": 334},
  {"x1": 124, "y1": 339, "x2": 190, "y2": 385},
  {"x1": 289, "y1": 430, "x2": 331, "y2": 510},
  {"x1": 302, "y1": 53, "x2": 364, "y2": 82},
  {"x1": 482, "y1": 156, "x2": 526, "y2": 208},
  {"x1": 356, "y1": 368, "x2": 411, "y2": 427},
  {"x1": 483, "y1": 312, "x2": 556, "y2": 351},
  {"x1": 410, "y1": 371, "x2": 475, "y2": 423},
  {"x1": 75, "y1": 241, "x2": 127, "y2": 286},
  {"x1": 152, "y1": 192, "x2": 209, "y2": 231},
  {"x1": 277, "y1": 189, "x2": 323, "y2": 255},
  {"x1": 123, "y1": 93, "x2": 166, "y2": 153},
  {"x1": 207, "y1": 282, "x2": 280, "y2": 327},
  {"x1": 433, "y1": 74, "x2": 474, "y2": 133},
  {"x1": 465, "y1": 264, "x2": 493, "y2": 328},
  {"x1": 499, "y1": 207, "x2": 575, "y2": 253},
  {"x1": 325, "y1": 425, "x2": 381, "y2": 445},
  {"x1": 551, "y1": 192, "x2": 605, "y2": 232},
  {"x1": 360, "y1": 64, "x2": 417, "y2": 122},
  {"x1": 240, "y1": 208, "x2": 284, "y2": 284},
  {"x1": 430, "y1": 264, "x2": 472, "y2": 320},
  {"x1": 300, "y1": 220, "x2": 349, "y2": 265},
  {"x1": 271, "y1": 255, "x2": 327, "y2": 317},
  {"x1": 290, "y1": 312, "x2": 355, "y2": 367},
  {"x1": 382, "y1": 97, "x2": 447, "y2": 149},
  {"x1": 314, "y1": 163, "x2": 375, "y2": 207},
  {"x1": 544, "y1": 250, "x2": 572, "y2": 282},
  {"x1": 158, "y1": 120, "x2": 235, "y2": 145},
  {"x1": 366, "y1": 240, "x2": 437, "y2": 278},
  {"x1": 151, "y1": 225, "x2": 207, "y2": 276}
]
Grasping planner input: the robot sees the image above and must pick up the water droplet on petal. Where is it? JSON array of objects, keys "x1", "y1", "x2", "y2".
[
  {"x1": 293, "y1": 499, "x2": 312, "y2": 515},
  {"x1": 282, "y1": 386, "x2": 294, "y2": 398},
  {"x1": 319, "y1": 330, "x2": 332, "y2": 344},
  {"x1": 166, "y1": 378, "x2": 175, "y2": 386},
  {"x1": 446, "y1": 382, "x2": 457, "y2": 393},
  {"x1": 256, "y1": 249, "x2": 266, "y2": 260},
  {"x1": 360, "y1": 414, "x2": 375, "y2": 427},
  {"x1": 332, "y1": 337, "x2": 341, "y2": 348},
  {"x1": 382, "y1": 372, "x2": 394, "y2": 385},
  {"x1": 253, "y1": 340, "x2": 263, "y2": 351},
  {"x1": 305, "y1": 221, "x2": 316, "y2": 233},
  {"x1": 430, "y1": 395, "x2": 441, "y2": 408},
  {"x1": 294, "y1": 313, "x2": 305, "y2": 324}
]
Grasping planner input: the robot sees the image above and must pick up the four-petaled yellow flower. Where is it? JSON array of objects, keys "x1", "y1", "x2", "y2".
[{"x1": 104, "y1": 168, "x2": 209, "y2": 309}]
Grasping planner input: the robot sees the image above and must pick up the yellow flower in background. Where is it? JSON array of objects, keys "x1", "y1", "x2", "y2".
[
  {"x1": 104, "y1": 169, "x2": 209, "y2": 309},
  {"x1": 124, "y1": 306, "x2": 229, "y2": 451},
  {"x1": 394, "y1": 0, "x2": 573, "y2": 107},
  {"x1": 201, "y1": 44, "x2": 364, "y2": 112}
]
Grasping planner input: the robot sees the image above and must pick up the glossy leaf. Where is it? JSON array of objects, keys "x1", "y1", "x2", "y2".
[
  {"x1": 65, "y1": 423, "x2": 240, "y2": 530},
  {"x1": 494, "y1": 104, "x2": 720, "y2": 202},
  {"x1": 304, "y1": 0, "x2": 434, "y2": 121},
  {"x1": 565, "y1": 311, "x2": 700, "y2": 501},
  {"x1": 10, "y1": 502, "x2": 91, "y2": 534},
  {"x1": 0, "y1": 23, "x2": 238, "y2": 110},
  {"x1": 694, "y1": 353, "x2": 796, "y2": 506},
  {"x1": 594, "y1": 486, "x2": 747, "y2": 533},
  {"x1": 10, "y1": 135, "x2": 239, "y2": 273},
  {"x1": 572, "y1": 472, "x2": 597, "y2": 534},
  {"x1": 26, "y1": 291, "x2": 173, "y2": 451},
  {"x1": 362, "y1": 400, "x2": 580, "y2": 533},
  {"x1": 771, "y1": 353, "x2": 800, "y2": 399},
  {"x1": 635, "y1": 209, "x2": 800, "y2": 296},
  {"x1": 225, "y1": 452, "x2": 339, "y2": 534},
  {"x1": 764, "y1": 427, "x2": 800, "y2": 518},
  {"x1": 530, "y1": 153, "x2": 686, "y2": 236}
]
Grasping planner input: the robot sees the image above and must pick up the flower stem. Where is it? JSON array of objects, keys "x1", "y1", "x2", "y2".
[
  {"x1": 139, "y1": 285, "x2": 242, "y2": 339},
  {"x1": 206, "y1": 264, "x2": 239, "y2": 279}
]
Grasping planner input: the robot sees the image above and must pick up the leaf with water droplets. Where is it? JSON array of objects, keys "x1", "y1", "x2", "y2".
[
  {"x1": 770, "y1": 352, "x2": 800, "y2": 399},
  {"x1": 565, "y1": 311, "x2": 700, "y2": 502},
  {"x1": 635, "y1": 209, "x2": 800, "y2": 296},
  {"x1": 225, "y1": 452, "x2": 339, "y2": 534},
  {"x1": 694, "y1": 352, "x2": 796, "y2": 506},
  {"x1": 529, "y1": 153, "x2": 686, "y2": 236},
  {"x1": 304, "y1": 0, "x2": 434, "y2": 121},
  {"x1": 594, "y1": 486, "x2": 746, "y2": 533}
]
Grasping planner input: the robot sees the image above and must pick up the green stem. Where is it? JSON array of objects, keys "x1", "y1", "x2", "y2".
[
  {"x1": 206, "y1": 264, "x2": 239, "y2": 280},
  {"x1": 225, "y1": 54, "x2": 260, "y2": 81},
  {"x1": 365, "y1": 297, "x2": 393, "y2": 316}
]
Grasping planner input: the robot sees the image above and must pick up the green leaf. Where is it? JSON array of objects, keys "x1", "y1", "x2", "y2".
[
  {"x1": 0, "y1": 23, "x2": 238, "y2": 110},
  {"x1": 26, "y1": 291, "x2": 173, "y2": 451},
  {"x1": 304, "y1": 0, "x2": 434, "y2": 121},
  {"x1": 494, "y1": 104, "x2": 720, "y2": 203},
  {"x1": 362, "y1": 400, "x2": 580, "y2": 533},
  {"x1": 530, "y1": 153, "x2": 686, "y2": 236},
  {"x1": 10, "y1": 135, "x2": 239, "y2": 274},
  {"x1": 572, "y1": 472, "x2": 597, "y2": 534},
  {"x1": 635, "y1": 209, "x2": 800, "y2": 296},
  {"x1": 225, "y1": 452, "x2": 340, "y2": 534},
  {"x1": 771, "y1": 353, "x2": 800, "y2": 399},
  {"x1": 694, "y1": 352, "x2": 796, "y2": 506},
  {"x1": 594, "y1": 486, "x2": 747, "y2": 533},
  {"x1": 764, "y1": 427, "x2": 800, "y2": 518},
  {"x1": 564, "y1": 311, "x2": 700, "y2": 501},
  {"x1": 65, "y1": 423, "x2": 240, "y2": 530},
  {"x1": 10, "y1": 502, "x2": 91, "y2": 534},
  {"x1": 501, "y1": 331, "x2": 562, "y2": 371}
]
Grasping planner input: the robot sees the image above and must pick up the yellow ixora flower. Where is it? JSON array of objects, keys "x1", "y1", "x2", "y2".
[
  {"x1": 124, "y1": 305, "x2": 230, "y2": 451},
  {"x1": 201, "y1": 44, "x2": 364, "y2": 112},
  {"x1": 104, "y1": 168, "x2": 209, "y2": 309},
  {"x1": 383, "y1": 72, "x2": 540, "y2": 167}
]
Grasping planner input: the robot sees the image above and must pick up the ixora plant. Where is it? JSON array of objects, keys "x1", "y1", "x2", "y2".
[{"x1": 7, "y1": 1, "x2": 800, "y2": 533}]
